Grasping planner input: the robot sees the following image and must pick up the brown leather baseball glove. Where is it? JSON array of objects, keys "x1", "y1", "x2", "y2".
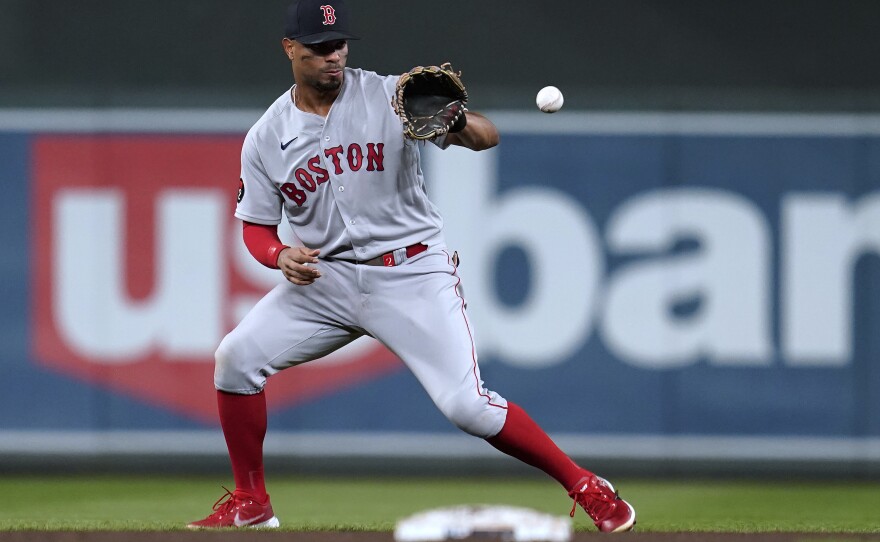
[{"x1": 393, "y1": 63, "x2": 469, "y2": 140}]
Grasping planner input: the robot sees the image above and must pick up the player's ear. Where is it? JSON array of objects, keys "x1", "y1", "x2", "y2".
[{"x1": 282, "y1": 38, "x2": 296, "y2": 60}]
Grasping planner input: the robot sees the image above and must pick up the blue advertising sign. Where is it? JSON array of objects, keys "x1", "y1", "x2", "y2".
[{"x1": 1, "y1": 111, "x2": 878, "y2": 462}]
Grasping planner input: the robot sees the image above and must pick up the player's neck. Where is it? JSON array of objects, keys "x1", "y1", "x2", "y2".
[{"x1": 292, "y1": 84, "x2": 339, "y2": 118}]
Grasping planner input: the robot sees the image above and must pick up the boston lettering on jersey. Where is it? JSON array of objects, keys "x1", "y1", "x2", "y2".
[{"x1": 280, "y1": 142, "x2": 385, "y2": 206}]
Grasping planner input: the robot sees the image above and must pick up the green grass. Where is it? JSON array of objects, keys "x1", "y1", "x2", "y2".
[{"x1": 1, "y1": 475, "x2": 878, "y2": 532}]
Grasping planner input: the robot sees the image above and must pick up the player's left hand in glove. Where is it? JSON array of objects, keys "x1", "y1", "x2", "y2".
[{"x1": 393, "y1": 62, "x2": 469, "y2": 140}]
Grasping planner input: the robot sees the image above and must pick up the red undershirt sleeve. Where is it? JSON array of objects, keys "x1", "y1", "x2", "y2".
[{"x1": 242, "y1": 221, "x2": 290, "y2": 269}]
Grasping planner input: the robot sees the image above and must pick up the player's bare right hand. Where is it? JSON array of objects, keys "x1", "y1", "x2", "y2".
[{"x1": 277, "y1": 247, "x2": 322, "y2": 285}]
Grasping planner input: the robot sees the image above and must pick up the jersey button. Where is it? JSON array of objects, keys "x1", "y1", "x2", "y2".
[
  {"x1": 350, "y1": 219, "x2": 356, "y2": 225},
  {"x1": 324, "y1": 136, "x2": 330, "y2": 141},
  {"x1": 338, "y1": 186, "x2": 344, "y2": 192}
]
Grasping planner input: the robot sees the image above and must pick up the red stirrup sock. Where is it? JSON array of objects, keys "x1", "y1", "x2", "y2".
[
  {"x1": 486, "y1": 402, "x2": 592, "y2": 491},
  {"x1": 217, "y1": 390, "x2": 269, "y2": 502}
]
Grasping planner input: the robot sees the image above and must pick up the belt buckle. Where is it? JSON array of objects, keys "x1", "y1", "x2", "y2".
[{"x1": 381, "y1": 246, "x2": 415, "y2": 266}]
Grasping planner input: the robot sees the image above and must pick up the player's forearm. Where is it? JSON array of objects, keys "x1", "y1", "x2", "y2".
[
  {"x1": 242, "y1": 221, "x2": 289, "y2": 269},
  {"x1": 447, "y1": 112, "x2": 499, "y2": 151}
]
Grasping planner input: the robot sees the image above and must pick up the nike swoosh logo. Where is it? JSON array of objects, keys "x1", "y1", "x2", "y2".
[
  {"x1": 280, "y1": 137, "x2": 298, "y2": 150},
  {"x1": 233, "y1": 511, "x2": 261, "y2": 527}
]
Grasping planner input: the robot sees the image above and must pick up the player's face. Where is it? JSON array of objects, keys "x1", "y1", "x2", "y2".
[{"x1": 286, "y1": 39, "x2": 349, "y2": 92}]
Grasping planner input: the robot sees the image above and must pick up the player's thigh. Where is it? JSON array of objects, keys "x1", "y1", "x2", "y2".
[
  {"x1": 215, "y1": 269, "x2": 361, "y2": 393},
  {"x1": 365, "y1": 249, "x2": 507, "y2": 435}
]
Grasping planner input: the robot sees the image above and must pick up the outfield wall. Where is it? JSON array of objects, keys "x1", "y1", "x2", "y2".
[
  {"x1": 3, "y1": 0, "x2": 880, "y2": 111},
  {"x1": 2, "y1": 110, "x2": 879, "y2": 476}
]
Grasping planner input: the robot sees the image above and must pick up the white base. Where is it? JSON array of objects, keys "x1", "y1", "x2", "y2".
[{"x1": 394, "y1": 505, "x2": 571, "y2": 542}]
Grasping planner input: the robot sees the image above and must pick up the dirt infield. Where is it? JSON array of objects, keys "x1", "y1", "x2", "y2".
[{"x1": 3, "y1": 532, "x2": 880, "y2": 542}]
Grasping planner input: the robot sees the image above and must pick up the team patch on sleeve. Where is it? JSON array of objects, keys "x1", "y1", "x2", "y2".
[{"x1": 237, "y1": 178, "x2": 245, "y2": 203}]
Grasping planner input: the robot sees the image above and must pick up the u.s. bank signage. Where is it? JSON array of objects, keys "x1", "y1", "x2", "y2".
[
  {"x1": 30, "y1": 135, "x2": 401, "y2": 422},
  {"x1": 427, "y1": 131, "x2": 880, "y2": 370},
  {"x1": 14, "y1": 112, "x2": 880, "y2": 436}
]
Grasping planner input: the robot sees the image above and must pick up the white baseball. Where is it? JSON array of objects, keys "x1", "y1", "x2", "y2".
[{"x1": 536, "y1": 86, "x2": 564, "y2": 113}]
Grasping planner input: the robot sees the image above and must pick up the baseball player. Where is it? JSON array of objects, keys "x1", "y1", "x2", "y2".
[{"x1": 188, "y1": 0, "x2": 635, "y2": 533}]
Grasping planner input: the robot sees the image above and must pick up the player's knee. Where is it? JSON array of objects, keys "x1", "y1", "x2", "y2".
[
  {"x1": 440, "y1": 396, "x2": 507, "y2": 438},
  {"x1": 213, "y1": 333, "x2": 263, "y2": 393}
]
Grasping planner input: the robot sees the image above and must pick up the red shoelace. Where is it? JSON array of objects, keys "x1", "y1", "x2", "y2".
[
  {"x1": 568, "y1": 480, "x2": 617, "y2": 521},
  {"x1": 208, "y1": 486, "x2": 237, "y2": 518}
]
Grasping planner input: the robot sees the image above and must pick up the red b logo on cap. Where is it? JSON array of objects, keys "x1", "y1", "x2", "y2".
[{"x1": 320, "y1": 5, "x2": 336, "y2": 25}]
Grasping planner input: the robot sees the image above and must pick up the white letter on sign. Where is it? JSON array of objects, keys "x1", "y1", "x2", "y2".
[
  {"x1": 424, "y1": 146, "x2": 602, "y2": 367},
  {"x1": 54, "y1": 189, "x2": 225, "y2": 362},
  {"x1": 602, "y1": 188, "x2": 772, "y2": 369},
  {"x1": 782, "y1": 192, "x2": 880, "y2": 366}
]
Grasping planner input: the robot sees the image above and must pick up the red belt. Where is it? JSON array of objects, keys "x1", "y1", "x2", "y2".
[{"x1": 361, "y1": 243, "x2": 428, "y2": 266}]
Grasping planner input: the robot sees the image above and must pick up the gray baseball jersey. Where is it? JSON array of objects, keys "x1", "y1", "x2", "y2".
[
  {"x1": 216, "y1": 67, "x2": 508, "y2": 438},
  {"x1": 236, "y1": 68, "x2": 445, "y2": 260}
]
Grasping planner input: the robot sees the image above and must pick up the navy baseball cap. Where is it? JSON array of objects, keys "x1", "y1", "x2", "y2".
[{"x1": 284, "y1": 0, "x2": 360, "y2": 44}]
